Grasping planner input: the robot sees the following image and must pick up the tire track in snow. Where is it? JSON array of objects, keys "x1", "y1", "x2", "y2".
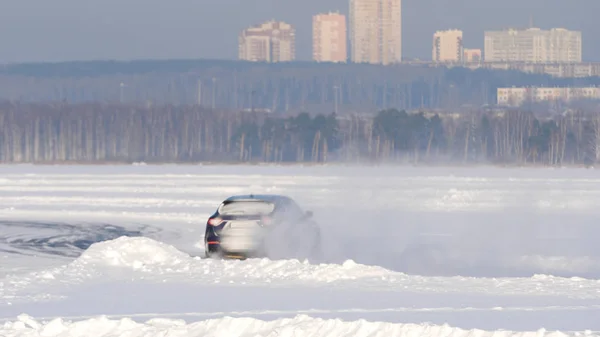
[
  {"x1": 0, "y1": 220, "x2": 155, "y2": 258},
  {"x1": 3, "y1": 168, "x2": 600, "y2": 279}
]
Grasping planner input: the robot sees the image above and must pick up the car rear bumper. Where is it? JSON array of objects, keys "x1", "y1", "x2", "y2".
[{"x1": 205, "y1": 237, "x2": 265, "y2": 258}]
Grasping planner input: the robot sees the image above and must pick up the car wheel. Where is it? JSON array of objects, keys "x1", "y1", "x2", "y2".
[{"x1": 205, "y1": 241, "x2": 222, "y2": 259}]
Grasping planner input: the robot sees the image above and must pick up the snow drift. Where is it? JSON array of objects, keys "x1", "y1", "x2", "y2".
[
  {"x1": 3, "y1": 236, "x2": 600, "y2": 309},
  {"x1": 73, "y1": 236, "x2": 392, "y2": 281},
  {"x1": 2, "y1": 314, "x2": 598, "y2": 337}
]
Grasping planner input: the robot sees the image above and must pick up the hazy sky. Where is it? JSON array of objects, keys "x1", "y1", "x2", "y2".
[{"x1": 0, "y1": 0, "x2": 597, "y2": 63}]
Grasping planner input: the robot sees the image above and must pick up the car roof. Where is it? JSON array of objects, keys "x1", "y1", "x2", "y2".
[{"x1": 223, "y1": 194, "x2": 294, "y2": 205}]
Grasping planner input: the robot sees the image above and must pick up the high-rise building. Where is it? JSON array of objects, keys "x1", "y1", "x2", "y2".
[
  {"x1": 463, "y1": 48, "x2": 482, "y2": 63},
  {"x1": 484, "y1": 27, "x2": 581, "y2": 63},
  {"x1": 239, "y1": 20, "x2": 295, "y2": 62},
  {"x1": 313, "y1": 12, "x2": 347, "y2": 63},
  {"x1": 380, "y1": 0, "x2": 402, "y2": 65},
  {"x1": 349, "y1": 0, "x2": 380, "y2": 64},
  {"x1": 349, "y1": 0, "x2": 401, "y2": 65},
  {"x1": 432, "y1": 29, "x2": 463, "y2": 63}
]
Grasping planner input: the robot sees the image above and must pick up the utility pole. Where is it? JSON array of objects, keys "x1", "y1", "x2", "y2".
[
  {"x1": 333, "y1": 85, "x2": 338, "y2": 113},
  {"x1": 233, "y1": 72, "x2": 238, "y2": 110},
  {"x1": 212, "y1": 77, "x2": 216, "y2": 109},
  {"x1": 197, "y1": 79, "x2": 202, "y2": 106},
  {"x1": 119, "y1": 82, "x2": 125, "y2": 103}
]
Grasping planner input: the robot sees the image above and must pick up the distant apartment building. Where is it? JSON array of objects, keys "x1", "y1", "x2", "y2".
[
  {"x1": 484, "y1": 27, "x2": 582, "y2": 63},
  {"x1": 497, "y1": 87, "x2": 600, "y2": 106},
  {"x1": 463, "y1": 48, "x2": 482, "y2": 63},
  {"x1": 432, "y1": 30, "x2": 463, "y2": 63},
  {"x1": 453, "y1": 61, "x2": 600, "y2": 78},
  {"x1": 313, "y1": 12, "x2": 347, "y2": 63},
  {"x1": 238, "y1": 20, "x2": 295, "y2": 62},
  {"x1": 349, "y1": 0, "x2": 401, "y2": 65}
]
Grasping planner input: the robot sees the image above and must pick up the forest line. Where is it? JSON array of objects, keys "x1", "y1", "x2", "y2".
[{"x1": 0, "y1": 101, "x2": 598, "y2": 166}]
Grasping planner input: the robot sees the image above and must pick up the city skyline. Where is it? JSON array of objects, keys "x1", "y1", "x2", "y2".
[
  {"x1": 240, "y1": 0, "x2": 403, "y2": 65},
  {"x1": 0, "y1": 0, "x2": 597, "y2": 63},
  {"x1": 239, "y1": 16, "x2": 583, "y2": 65}
]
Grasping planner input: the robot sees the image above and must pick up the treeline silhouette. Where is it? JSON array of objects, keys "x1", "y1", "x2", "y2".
[
  {"x1": 0, "y1": 101, "x2": 598, "y2": 166},
  {"x1": 2, "y1": 59, "x2": 600, "y2": 112}
]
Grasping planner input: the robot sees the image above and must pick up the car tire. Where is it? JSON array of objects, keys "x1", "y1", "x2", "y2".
[{"x1": 205, "y1": 241, "x2": 222, "y2": 259}]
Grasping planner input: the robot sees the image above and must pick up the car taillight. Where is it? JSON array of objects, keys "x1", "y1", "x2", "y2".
[
  {"x1": 207, "y1": 217, "x2": 224, "y2": 226},
  {"x1": 261, "y1": 216, "x2": 272, "y2": 225}
]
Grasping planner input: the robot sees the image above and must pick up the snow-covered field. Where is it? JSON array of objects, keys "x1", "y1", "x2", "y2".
[{"x1": 0, "y1": 164, "x2": 599, "y2": 336}]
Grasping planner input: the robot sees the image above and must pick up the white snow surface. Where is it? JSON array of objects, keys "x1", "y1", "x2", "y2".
[
  {"x1": 3, "y1": 314, "x2": 599, "y2": 337},
  {"x1": 1, "y1": 164, "x2": 600, "y2": 336}
]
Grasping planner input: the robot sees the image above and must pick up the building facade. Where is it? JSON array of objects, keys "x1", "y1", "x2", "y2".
[
  {"x1": 450, "y1": 61, "x2": 600, "y2": 78},
  {"x1": 463, "y1": 48, "x2": 482, "y2": 63},
  {"x1": 349, "y1": 0, "x2": 401, "y2": 65},
  {"x1": 432, "y1": 29, "x2": 463, "y2": 63},
  {"x1": 313, "y1": 12, "x2": 347, "y2": 63},
  {"x1": 380, "y1": 0, "x2": 402, "y2": 65},
  {"x1": 239, "y1": 21, "x2": 295, "y2": 62},
  {"x1": 497, "y1": 87, "x2": 600, "y2": 106},
  {"x1": 484, "y1": 27, "x2": 581, "y2": 63}
]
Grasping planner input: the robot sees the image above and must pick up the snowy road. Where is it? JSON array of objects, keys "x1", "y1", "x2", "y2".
[{"x1": 0, "y1": 164, "x2": 599, "y2": 336}]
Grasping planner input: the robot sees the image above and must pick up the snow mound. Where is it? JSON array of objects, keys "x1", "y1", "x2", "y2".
[
  {"x1": 73, "y1": 236, "x2": 190, "y2": 271},
  {"x1": 68, "y1": 236, "x2": 393, "y2": 282},
  {"x1": 2, "y1": 314, "x2": 597, "y2": 337},
  {"x1": 4, "y1": 236, "x2": 600, "y2": 307},
  {"x1": 0, "y1": 236, "x2": 396, "y2": 304}
]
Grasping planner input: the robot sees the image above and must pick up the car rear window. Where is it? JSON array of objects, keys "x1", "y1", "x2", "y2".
[{"x1": 218, "y1": 200, "x2": 275, "y2": 216}]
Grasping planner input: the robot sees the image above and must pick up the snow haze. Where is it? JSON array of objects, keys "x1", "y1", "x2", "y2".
[{"x1": 0, "y1": 164, "x2": 599, "y2": 336}]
